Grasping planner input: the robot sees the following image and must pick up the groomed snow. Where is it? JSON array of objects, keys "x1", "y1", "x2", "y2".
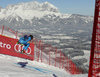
[{"x1": 0, "y1": 54, "x2": 88, "y2": 77}]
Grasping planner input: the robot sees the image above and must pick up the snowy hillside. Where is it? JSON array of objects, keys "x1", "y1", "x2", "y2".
[
  {"x1": 0, "y1": 54, "x2": 88, "y2": 77},
  {"x1": 0, "y1": 54, "x2": 68, "y2": 77}
]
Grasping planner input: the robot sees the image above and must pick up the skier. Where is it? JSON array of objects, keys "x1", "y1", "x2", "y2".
[{"x1": 17, "y1": 35, "x2": 33, "y2": 54}]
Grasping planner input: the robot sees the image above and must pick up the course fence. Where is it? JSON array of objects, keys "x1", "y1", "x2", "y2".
[
  {"x1": 0, "y1": 25, "x2": 85, "y2": 74},
  {"x1": 88, "y1": 0, "x2": 100, "y2": 77}
]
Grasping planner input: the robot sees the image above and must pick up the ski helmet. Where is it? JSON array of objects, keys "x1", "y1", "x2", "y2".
[{"x1": 29, "y1": 35, "x2": 33, "y2": 40}]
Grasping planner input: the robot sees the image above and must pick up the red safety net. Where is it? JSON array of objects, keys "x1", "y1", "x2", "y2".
[
  {"x1": 32, "y1": 37, "x2": 85, "y2": 74},
  {"x1": 88, "y1": 0, "x2": 100, "y2": 77}
]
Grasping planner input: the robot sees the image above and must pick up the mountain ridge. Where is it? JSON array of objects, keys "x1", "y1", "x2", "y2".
[{"x1": 0, "y1": 1, "x2": 61, "y2": 20}]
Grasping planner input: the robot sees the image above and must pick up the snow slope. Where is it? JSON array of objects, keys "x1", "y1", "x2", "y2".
[
  {"x1": 0, "y1": 54, "x2": 67, "y2": 77},
  {"x1": 0, "y1": 54, "x2": 88, "y2": 77}
]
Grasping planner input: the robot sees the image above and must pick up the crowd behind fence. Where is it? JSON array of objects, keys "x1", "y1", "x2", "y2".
[{"x1": 0, "y1": 25, "x2": 86, "y2": 74}]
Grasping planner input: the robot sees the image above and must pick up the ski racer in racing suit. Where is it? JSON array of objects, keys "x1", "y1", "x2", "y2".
[{"x1": 18, "y1": 35, "x2": 33, "y2": 53}]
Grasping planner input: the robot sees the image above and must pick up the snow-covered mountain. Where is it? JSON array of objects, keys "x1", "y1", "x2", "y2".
[
  {"x1": 0, "y1": 1, "x2": 93, "y2": 26},
  {"x1": 0, "y1": 1, "x2": 61, "y2": 20}
]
